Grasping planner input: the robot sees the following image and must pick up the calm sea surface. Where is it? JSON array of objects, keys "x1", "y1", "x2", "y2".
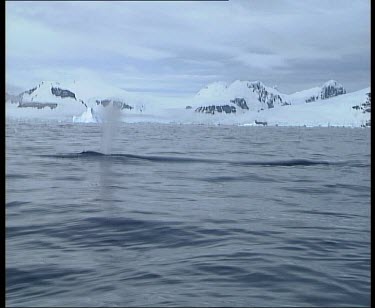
[{"x1": 6, "y1": 120, "x2": 371, "y2": 307}]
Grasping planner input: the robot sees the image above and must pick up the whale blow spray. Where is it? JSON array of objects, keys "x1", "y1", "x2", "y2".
[{"x1": 100, "y1": 104, "x2": 121, "y2": 155}]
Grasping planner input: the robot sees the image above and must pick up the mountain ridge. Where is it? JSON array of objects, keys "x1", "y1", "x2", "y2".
[{"x1": 5, "y1": 78, "x2": 371, "y2": 127}]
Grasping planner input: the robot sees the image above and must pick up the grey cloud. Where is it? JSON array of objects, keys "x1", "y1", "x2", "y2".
[{"x1": 6, "y1": 0, "x2": 370, "y2": 96}]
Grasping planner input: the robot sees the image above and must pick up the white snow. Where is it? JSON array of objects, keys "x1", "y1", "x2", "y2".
[
  {"x1": 252, "y1": 87, "x2": 370, "y2": 127},
  {"x1": 289, "y1": 80, "x2": 346, "y2": 104},
  {"x1": 323, "y1": 80, "x2": 342, "y2": 87},
  {"x1": 6, "y1": 78, "x2": 371, "y2": 127},
  {"x1": 192, "y1": 80, "x2": 290, "y2": 111},
  {"x1": 288, "y1": 86, "x2": 322, "y2": 104}
]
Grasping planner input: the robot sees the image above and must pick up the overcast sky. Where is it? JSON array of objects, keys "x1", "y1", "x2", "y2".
[{"x1": 6, "y1": 0, "x2": 370, "y2": 95}]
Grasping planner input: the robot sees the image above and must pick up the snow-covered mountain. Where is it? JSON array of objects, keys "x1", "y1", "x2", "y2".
[
  {"x1": 6, "y1": 81, "x2": 87, "y2": 119},
  {"x1": 193, "y1": 79, "x2": 348, "y2": 114},
  {"x1": 6, "y1": 80, "x2": 149, "y2": 121},
  {"x1": 193, "y1": 80, "x2": 291, "y2": 114},
  {"x1": 5, "y1": 78, "x2": 371, "y2": 127},
  {"x1": 179, "y1": 79, "x2": 369, "y2": 126},
  {"x1": 289, "y1": 80, "x2": 346, "y2": 104},
  {"x1": 249, "y1": 87, "x2": 370, "y2": 127}
]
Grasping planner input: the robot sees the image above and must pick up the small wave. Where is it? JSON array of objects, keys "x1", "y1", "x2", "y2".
[
  {"x1": 6, "y1": 174, "x2": 29, "y2": 179},
  {"x1": 40, "y1": 151, "x2": 366, "y2": 168},
  {"x1": 42, "y1": 151, "x2": 217, "y2": 164},
  {"x1": 6, "y1": 201, "x2": 31, "y2": 208}
]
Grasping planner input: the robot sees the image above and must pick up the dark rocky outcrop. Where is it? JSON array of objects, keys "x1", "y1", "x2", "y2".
[
  {"x1": 363, "y1": 93, "x2": 371, "y2": 113},
  {"x1": 95, "y1": 99, "x2": 133, "y2": 110},
  {"x1": 79, "y1": 99, "x2": 87, "y2": 108},
  {"x1": 18, "y1": 102, "x2": 58, "y2": 110},
  {"x1": 247, "y1": 81, "x2": 290, "y2": 108},
  {"x1": 96, "y1": 99, "x2": 111, "y2": 107},
  {"x1": 114, "y1": 100, "x2": 133, "y2": 110},
  {"x1": 230, "y1": 98, "x2": 249, "y2": 110},
  {"x1": 305, "y1": 81, "x2": 346, "y2": 103},
  {"x1": 352, "y1": 92, "x2": 371, "y2": 114},
  {"x1": 306, "y1": 95, "x2": 319, "y2": 103},
  {"x1": 16, "y1": 87, "x2": 37, "y2": 99},
  {"x1": 25, "y1": 87, "x2": 37, "y2": 95},
  {"x1": 51, "y1": 87, "x2": 77, "y2": 100},
  {"x1": 320, "y1": 82, "x2": 346, "y2": 100},
  {"x1": 195, "y1": 105, "x2": 236, "y2": 114}
]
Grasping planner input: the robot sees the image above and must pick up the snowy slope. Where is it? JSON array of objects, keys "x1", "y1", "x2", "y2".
[
  {"x1": 6, "y1": 78, "x2": 371, "y2": 127},
  {"x1": 193, "y1": 80, "x2": 291, "y2": 112},
  {"x1": 243, "y1": 87, "x2": 370, "y2": 127},
  {"x1": 289, "y1": 80, "x2": 346, "y2": 104},
  {"x1": 195, "y1": 81, "x2": 228, "y2": 100},
  {"x1": 115, "y1": 86, "x2": 370, "y2": 127},
  {"x1": 6, "y1": 79, "x2": 146, "y2": 121},
  {"x1": 6, "y1": 81, "x2": 86, "y2": 120},
  {"x1": 288, "y1": 86, "x2": 322, "y2": 104}
]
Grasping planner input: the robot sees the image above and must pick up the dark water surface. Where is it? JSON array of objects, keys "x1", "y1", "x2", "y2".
[{"x1": 6, "y1": 120, "x2": 371, "y2": 307}]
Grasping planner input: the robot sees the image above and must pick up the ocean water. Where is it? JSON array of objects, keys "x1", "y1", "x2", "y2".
[{"x1": 6, "y1": 120, "x2": 371, "y2": 307}]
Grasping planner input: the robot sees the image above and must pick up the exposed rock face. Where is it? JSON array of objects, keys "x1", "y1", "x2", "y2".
[
  {"x1": 24, "y1": 87, "x2": 37, "y2": 95},
  {"x1": 195, "y1": 105, "x2": 236, "y2": 114},
  {"x1": 306, "y1": 80, "x2": 346, "y2": 103},
  {"x1": 230, "y1": 98, "x2": 249, "y2": 110},
  {"x1": 363, "y1": 93, "x2": 371, "y2": 113},
  {"x1": 96, "y1": 99, "x2": 111, "y2": 107},
  {"x1": 79, "y1": 99, "x2": 87, "y2": 108},
  {"x1": 95, "y1": 99, "x2": 133, "y2": 110},
  {"x1": 352, "y1": 92, "x2": 371, "y2": 114},
  {"x1": 51, "y1": 87, "x2": 77, "y2": 100},
  {"x1": 320, "y1": 81, "x2": 346, "y2": 99},
  {"x1": 13, "y1": 87, "x2": 37, "y2": 102},
  {"x1": 247, "y1": 81, "x2": 290, "y2": 108},
  {"x1": 18, "y1": 102, "x2": 58, "y2": 109},
  {"x1": 306, "y1": 95, "x2": 319, "y2": 103}
]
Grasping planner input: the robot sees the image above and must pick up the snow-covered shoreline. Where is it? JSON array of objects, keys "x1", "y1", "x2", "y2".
[{"x1": 6, "y1": 79, "x2": 371, "y2": 128}]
